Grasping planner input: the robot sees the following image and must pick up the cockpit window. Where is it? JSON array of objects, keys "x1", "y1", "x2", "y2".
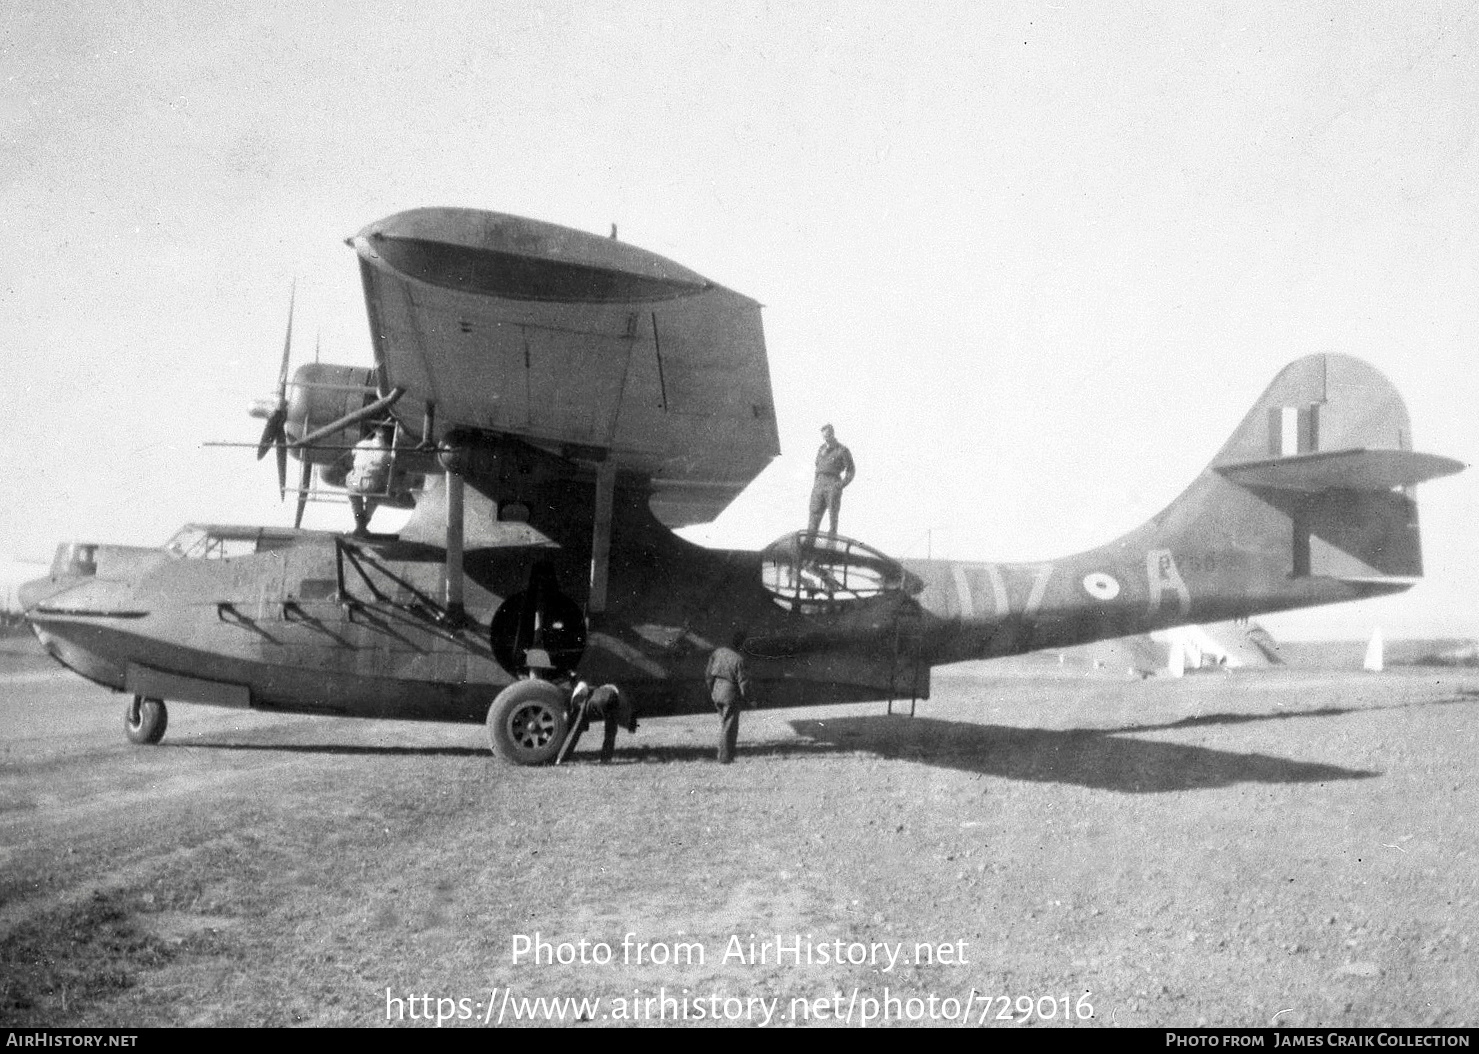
[
  {"x1": 164, "y1": 527, "x2": 259, "y2": 560},
  {"x1": 165, "y1": 527, "x2": 206, "y2": 557}
]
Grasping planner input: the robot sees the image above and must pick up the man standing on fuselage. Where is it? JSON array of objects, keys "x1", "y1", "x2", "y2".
[{"x1": 807, "y1": 423, "x2": 855, "y2": 538}]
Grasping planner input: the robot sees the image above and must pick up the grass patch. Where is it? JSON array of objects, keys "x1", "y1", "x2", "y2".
[{"x1": 0, "y1": 889, "x2": 188, "y2": 1025}]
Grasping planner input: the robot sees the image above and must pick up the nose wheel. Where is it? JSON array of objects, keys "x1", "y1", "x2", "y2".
[{"x1": 124, "y1": 695, "x2": 168, "y2": 745}]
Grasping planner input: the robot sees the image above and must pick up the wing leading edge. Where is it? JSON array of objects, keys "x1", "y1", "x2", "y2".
[{"x1": 351, "y1": 208, "x2": 780, "y2": 527}]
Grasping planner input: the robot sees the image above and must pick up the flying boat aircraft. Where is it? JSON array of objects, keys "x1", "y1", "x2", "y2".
[{"x1": 20, "y1": 208, "x2": 1465, "y2": 763}]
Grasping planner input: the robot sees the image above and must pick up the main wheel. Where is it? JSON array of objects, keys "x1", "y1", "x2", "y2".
[
  {"x1": 487, "y1": 680, "x2": 569, "y2": 765},
  {"x1": 124, "y1": 695, "x2": 168, "y2": 745}
]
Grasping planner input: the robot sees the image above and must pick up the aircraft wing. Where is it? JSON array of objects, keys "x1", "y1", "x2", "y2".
[{"x1": 350, "y1": 208, "x2": 780, "y2": 526}]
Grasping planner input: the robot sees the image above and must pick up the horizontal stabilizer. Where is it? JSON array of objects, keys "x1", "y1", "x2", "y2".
[{"x1": 1215, "y1": 448, "x2": 1464, "y2": 492}]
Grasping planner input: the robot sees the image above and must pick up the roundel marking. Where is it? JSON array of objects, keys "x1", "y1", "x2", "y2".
[{"x1": 1082, "y1": 572, "x2": 1120, "y2": 601}]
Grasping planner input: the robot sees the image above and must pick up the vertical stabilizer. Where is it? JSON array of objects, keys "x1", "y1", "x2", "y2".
[{"x1": 1213, "y1": 355, "x2": 1411, "y2": 465}]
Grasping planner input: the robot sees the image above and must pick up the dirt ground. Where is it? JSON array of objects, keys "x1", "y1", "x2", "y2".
[{"x1": 1, "y1": 638, "x2": 1476, "y2": 1028}]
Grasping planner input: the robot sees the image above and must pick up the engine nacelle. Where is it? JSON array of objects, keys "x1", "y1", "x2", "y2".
[{"x1": 285, "y1": 363, "x2": 377, "y2": 466}]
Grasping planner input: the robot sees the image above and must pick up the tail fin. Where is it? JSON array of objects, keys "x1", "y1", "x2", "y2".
[
  {"x1": 1157, "y1": 354, "x2": 1461, "y2": 601},
  {"x1": 1212, "y1": 354, "x2": 1459, "y2": 499}
]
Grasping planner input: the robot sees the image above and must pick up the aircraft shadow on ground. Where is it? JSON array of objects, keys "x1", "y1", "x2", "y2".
[
  {"x1": 166, "y1": 738, "x2": 843, "y2": 764},
  {"x1": 786, "y1": 713, "x2": 1378, "y2": 793},
  {"x1": 157, "y1": 693, "x2": 1477, "y2": 777},
  {"x1": 165, "y1": 740, "x2": 489, "y2": 758},
  {"x1": 563, "y1": 741, "x2": 855, "y2": 765}
]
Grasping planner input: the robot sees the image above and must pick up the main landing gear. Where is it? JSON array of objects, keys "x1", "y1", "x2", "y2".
[
  {"x1": 486, "y1": 680, "x2": 569, "y2": 766},
  {"x1": 484, "y1": 559, "x2": 588, "y2": 766},
  {"x1": 124, "y1": 695, "x2": 168, "y2": 745}
]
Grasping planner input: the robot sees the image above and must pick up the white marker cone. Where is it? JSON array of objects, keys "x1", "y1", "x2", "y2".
[{"x1": 1363, "y1": 627, "x2": 1384, "y2": 673}]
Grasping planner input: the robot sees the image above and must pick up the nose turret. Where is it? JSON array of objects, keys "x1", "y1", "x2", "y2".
[
  {"x1": 17, "y1": 542, "x2": 97, "y2": 612},
  {"x1": 20, "y1": 541, "x2": 168, "y2": 614}
]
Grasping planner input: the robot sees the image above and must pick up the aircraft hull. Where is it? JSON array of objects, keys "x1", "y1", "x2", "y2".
[
  {"x1": 20, "y1": 523, "x2": 936, "y2": 725},
  {"x1": 25, "y1": 609, "x2": 501, "y2": 723}
]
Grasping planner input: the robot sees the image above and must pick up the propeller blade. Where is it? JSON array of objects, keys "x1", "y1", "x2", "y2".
[
  {"x1": 277, "y1": 280, "x2": 296, "y2": 397},
  {"x1": 276, "y1": 435, "x2": 288, "y2": 500},
  {"x1": 256, "y1": 283, "x2": 296, "y2": 465},
  {"x1": 294, "y1": 459, "x2": 312, "y2": 529},
  {"x1": 255, "y1": 407, "x2": 286, "y2": 460}
]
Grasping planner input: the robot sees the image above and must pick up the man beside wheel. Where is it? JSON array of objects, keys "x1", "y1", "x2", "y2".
[
  {"x1": 487, "y1": 651, "x2": 640, "y2": 766},
  {"x1": 555, "y1": 681, "x2": 636, "y2": 765}
]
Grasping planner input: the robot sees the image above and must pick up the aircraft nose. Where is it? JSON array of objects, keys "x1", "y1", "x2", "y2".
[
  {"x1": 18, "y1": 541, "x2": 100, "y2": 613},
  {"x1": 17, "y1": 573, "x2": 53, "y2": 613}
]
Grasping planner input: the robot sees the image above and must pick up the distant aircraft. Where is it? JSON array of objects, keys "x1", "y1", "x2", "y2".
[
  {"x1": 1152, "y1": 621, "x2": 1284, "y2": 674},
  {"x1": 19, "y1": 208, "x2": 1465, "y2": 763},
  {"x1": 1052, "y1": 620, "x2": 1284, "y2": 678}
]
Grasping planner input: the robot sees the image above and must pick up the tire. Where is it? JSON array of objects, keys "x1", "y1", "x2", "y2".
[
  {"x1": 124, "y1": 695, "x2": 168, "y2": 745},
  {"x1": 487, "y1": 680, "x2": 569, "y2": 765}
]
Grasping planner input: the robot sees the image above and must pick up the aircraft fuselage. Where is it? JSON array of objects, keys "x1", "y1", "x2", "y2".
[{"x1": 21, "y1": 463, "x2": 1409, "y2": 728}]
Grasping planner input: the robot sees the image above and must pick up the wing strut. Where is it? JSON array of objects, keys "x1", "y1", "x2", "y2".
[
  {"x1": 291, "y1": 387, "x2": 405, "y2": 451},
  {"x1": 588, "y1": 460, "x2": 616, "y2": 614},
  {"x1": 443, "y1": 463, "x2": 467, "y2": 626}
]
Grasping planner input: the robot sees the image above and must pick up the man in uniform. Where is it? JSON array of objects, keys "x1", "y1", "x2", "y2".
[
  {"x1": 705, "y1": 631, "x2": 752, "y2": 763},
  {"x1": 346, "y1": 424, "x2": 395, "y2": 535},
  {"x1": 807, "y1": 423, "x2": 855, "y2": 539},
  {"x1": 555, "y1": 680, "x2": 636, "y2": 765}
]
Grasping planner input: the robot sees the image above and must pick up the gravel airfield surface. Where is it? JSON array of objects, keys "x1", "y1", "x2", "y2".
[{"x1": 1, "y1": 640, "x2": 1476, "y2": 1028}]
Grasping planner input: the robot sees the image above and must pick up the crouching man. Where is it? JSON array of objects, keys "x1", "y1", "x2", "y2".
[{"x1": 556, "y1": 681, "x2": 636, "y2": 764}]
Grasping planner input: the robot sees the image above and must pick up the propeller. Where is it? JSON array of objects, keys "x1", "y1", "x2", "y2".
[
  {"x1": 294, "y1": 458, "x2": 312, "y2": 529},
  {"x1": 250, "y1": 282, "x2": 296, "y2": 499}
]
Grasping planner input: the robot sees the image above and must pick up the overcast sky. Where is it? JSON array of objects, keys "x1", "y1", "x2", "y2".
[{"x1": 3, "y1": 1, "x2": 1475, "y2": 640}]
